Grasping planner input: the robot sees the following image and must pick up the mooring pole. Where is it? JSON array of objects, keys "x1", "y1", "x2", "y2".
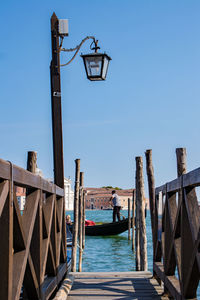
[
  {"x1": 135, "y1": 158, "x2": 140, "y2": 271},
  {"x1": 145, "y1": 149, "x2": 156, "y2": 255},
  {"x1": 78, "y1": 172, "x2": 84, "y2": 272},
  {"x1": 128, "y1": 198, "x2": 131, "y2": 240},
  {"x1": 82, "y1": 190, "x2": 86, "y2": 250},
  {"x1": 132, "y1": 190, "x2": 135, "y2": 251},
  {"x1": 136, "y1": 156, "x2": 147, "y2": 271},
  {"x1": 71, "y1": 159, "x2": 80, "y2": 272}
]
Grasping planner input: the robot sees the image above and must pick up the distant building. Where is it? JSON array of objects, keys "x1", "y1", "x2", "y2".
[
  {"x1": 84, "y1": 188, "x2": 135, "y2": 210},
  {"x1": 17, "y1": 175, "x2": 74, "y2": 211},
  {"x1": 16, "y1": 186, "x2": 26, "y2": 211},
  {"x1": 64, "y1": 177, "x2": 74, "y2": 210}
]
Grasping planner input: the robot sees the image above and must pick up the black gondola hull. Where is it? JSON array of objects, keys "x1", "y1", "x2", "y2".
[{"x1": 69, "y1": 218, "x2": 130, "y2": 236}]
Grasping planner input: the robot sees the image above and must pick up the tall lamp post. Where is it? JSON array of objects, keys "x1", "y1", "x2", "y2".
[
  {"x1": 50, "y1": 12, "x2": 111, "y2": 274},
  {"x1": 50, "y1": 12, "x2": 111, "y2": 189}
]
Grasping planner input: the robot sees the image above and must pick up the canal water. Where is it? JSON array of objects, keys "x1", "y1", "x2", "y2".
[
  {"x1": 67, "y1": 209, "x2": 153, "y2": 272},
  {"x1": 67, "y1": 209, "x2": 200, "y2": 297}
]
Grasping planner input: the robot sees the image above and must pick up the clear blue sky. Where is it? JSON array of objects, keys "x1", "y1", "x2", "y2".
[{"x1": 1, "y1": 1, "x2": 200, "y2": 190}]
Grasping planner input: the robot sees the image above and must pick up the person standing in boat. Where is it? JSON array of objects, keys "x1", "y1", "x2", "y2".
[{"x1": 109, "y1": 190, "x2": 121, "y2": 222}]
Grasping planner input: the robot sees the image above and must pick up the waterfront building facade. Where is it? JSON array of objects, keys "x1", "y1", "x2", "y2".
[
  {"x1": 64, "y1": 177, "x2": 74, "y2": 210},
  {"x1": 84, "y1": 188, "x2": 135, "y2": 210},
  {"x1": 17, "y1": 176, "x2": 74, "y2": 211}
]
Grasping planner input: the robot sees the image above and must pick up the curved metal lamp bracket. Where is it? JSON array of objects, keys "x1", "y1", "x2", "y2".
[{"x1": 59, "y1": 36, "x2": 99, "y2": 67}]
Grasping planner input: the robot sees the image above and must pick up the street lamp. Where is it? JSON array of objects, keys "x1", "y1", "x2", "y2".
[
  {"x1": 60, "y1": 34, "x2": 111, "y2": 81},
  {"x1": 50, "y1": 13, "x2": 111, "y2": 189},
  {"x1": 50, "y1": 12, "x2": 111, "y2": 276}
]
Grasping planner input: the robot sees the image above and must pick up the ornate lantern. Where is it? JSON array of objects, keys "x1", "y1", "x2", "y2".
[{"x1": 81, "y1": 40, "x2": 111, "y2": 81}]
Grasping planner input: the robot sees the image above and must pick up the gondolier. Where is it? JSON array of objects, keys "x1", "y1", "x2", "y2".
[{"x1": 110, "y1": 190, "x2": 121, "y2": 222}]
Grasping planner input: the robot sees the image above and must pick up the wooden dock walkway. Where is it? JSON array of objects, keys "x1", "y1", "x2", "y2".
[{"x1": 68, "y1": 272, "x2": 169, "y2": 299}]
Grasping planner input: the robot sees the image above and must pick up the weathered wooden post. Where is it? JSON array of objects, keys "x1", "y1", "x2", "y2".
[
  {"x1": 71, "y1": 159, "x2": 80, "y2": 272},
  {"x1": 176, "y1": 147, "x2": 187, "y2": 207},
  {"x1": 136, "y1": 156, "x2": 147, "y2": 271},
  {"x1": 132, "y1": 190, "x2": 135, "y2": 251},
  {"x1": 135, "y1": 159, "x2": 140, "y2": 271},
  {"x1": 82, "y1": 190, "x2": 86, "y2": 249},
  {"x1": 27, "y1": 151, "x2": 37, "y2": 173},
  {"x1": 176, "y1": 148, "x2": 187, "y2": 177},
  {"x1": 27, "y1": 151, "x2": 38, "y2": 197},
  {"x1": 78, "y1": 172, "x2": 84, "y2": 272},
  {"x1": 128, "y1": 198, "x2": 131, "y2": 240},
  {"x1": 145, "y1": 149, "x2": 156, "y2": 254}
]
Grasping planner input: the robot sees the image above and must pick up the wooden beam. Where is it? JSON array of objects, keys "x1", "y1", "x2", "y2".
[{"x1": 0, "y1": 158, "x2": 64, "y2": 196}]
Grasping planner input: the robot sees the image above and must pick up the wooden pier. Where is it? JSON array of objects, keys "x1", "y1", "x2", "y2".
[{"x1": 67, "y1": 272, "x2": 169, "y2": 299}]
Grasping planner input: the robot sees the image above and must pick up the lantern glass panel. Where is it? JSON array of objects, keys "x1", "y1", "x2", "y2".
[
  {"x1": 85, "y1": 56, "x2": 102, "y2": 78},
  {"x1": 102, "y1": 56, "x2": 110, "y2": 80}
]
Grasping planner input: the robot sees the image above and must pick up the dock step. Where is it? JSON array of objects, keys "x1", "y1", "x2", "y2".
[{"x1": 68, "y1": 272, "x2": 169, "y2": 299}]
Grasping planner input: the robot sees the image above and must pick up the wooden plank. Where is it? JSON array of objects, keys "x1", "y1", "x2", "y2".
[
  {"x1": 183, "y1": 166, "x2": 200, "y2": 188},
  {"x1": 41, "y1": 264, "x2": 67, "y2": 300},
  {"x1": 68, "y1": 272, "x2": 168, "y2": 300},
  {"x1": 155, "y1": 184, "x2": 166, "y2": 195},
  {"x1": 167, "y1": 177, "x2": 181, "y2": 193},
  {"x1": 70, "y1": 271, "x2": 153, "y2": 277},
  {"x1": 154, "y1": 262, "x2": 181, "y2": 299}
]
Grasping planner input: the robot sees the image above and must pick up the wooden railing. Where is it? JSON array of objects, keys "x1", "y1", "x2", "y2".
[
  {"x1": 0, "y1": 158, "x2": 67, "y2": 300},
  {"x1": 154, "y1": 167, "x2": 200, "y2": 299}
]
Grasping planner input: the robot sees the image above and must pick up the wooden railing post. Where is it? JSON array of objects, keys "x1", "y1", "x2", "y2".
[
  {"x1": 71, "y1": 159, "x2": 80, "y2": 272},
  {"x1": 78, "y1": 172, "x2": 84, "y2": 272},
  {"x1": 136, "y1": 156, "x2": 147, "y2": 271}
]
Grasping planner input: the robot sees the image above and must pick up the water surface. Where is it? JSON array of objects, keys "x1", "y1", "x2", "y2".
[{"x1": 67, "y1": 209, "x2": 153, "y2": 272}]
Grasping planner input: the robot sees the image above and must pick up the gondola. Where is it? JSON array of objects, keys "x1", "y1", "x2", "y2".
[{"x1": 68, "y1": 218, "x2": 130, "y2": 236}]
